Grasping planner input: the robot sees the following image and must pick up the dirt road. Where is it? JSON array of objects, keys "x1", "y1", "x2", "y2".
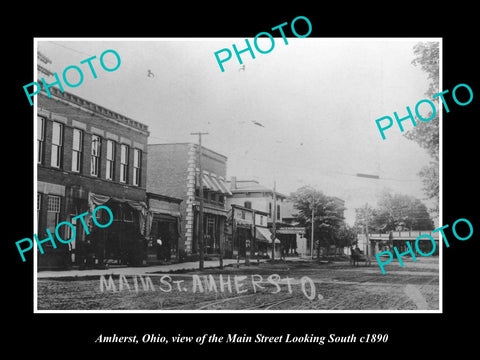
[{"x1": 37, "y1": 256, "x2": 439, "y2": 311}]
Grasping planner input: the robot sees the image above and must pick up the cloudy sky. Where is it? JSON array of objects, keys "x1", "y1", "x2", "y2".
[{"x1": 36, "y1": 38, "x2": 440, "y2": 224}]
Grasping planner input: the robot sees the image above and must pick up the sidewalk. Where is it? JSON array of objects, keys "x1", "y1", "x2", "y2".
[{"x1": 36, "y1": 256, "x2": 307, "y2": 279}]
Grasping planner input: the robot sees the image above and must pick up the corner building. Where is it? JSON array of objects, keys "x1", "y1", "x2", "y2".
[
  {"x1": 37, "y1": 88, "x2": 149, "y2": 269},
  {"x1": 147, "y1": 143, "x2": 231, "y2": 258}
]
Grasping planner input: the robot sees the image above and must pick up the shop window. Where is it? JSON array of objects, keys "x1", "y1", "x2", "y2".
[{"x1": 46, "y1": 195, "x2": 61, "y2": 233}]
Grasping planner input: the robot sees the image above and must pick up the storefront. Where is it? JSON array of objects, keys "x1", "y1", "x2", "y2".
[
  {"x1": 255, "y1": 225, "x2": 281, "y2": 259},
  {"x1": 230, "y1": 205, "x2": 254, "y2": 258},
  {"x1": 77, "y1": 192, "x2": 148, "y2": 267},
  {"x1": 146, "y1": 193, "x2": 182, "y2": 263},
  {"x1": 192, "y1": 205, "x2": 227, "y2": 256},
  {"x1": 276, "y1": 226, "x2": 305, "y2": 256}
]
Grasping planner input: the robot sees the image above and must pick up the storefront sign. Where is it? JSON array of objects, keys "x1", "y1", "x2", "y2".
[{"x1": 276, "y1": 227, "x2": 306, "y2": 234}]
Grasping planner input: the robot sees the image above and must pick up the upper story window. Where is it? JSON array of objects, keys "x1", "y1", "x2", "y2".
[
  {"x1": 106, "y1": 140, "x2": 115, "y2": 181},
  {"x1": 120, "y1": 144, "x2": 129, "y2": 183},
  {"x1": 90, "y1": 135, "x2": 101, "y2": 177},
  {"x1": 71, "y1": 129, "x2": 83, "y2": 173},
  {"x1": 50, "y1": 122, "x2": 63, "y2": 168},
  {"x1": 133, "y1": 148, "x2": 141, "y2": 186},
  {"x1": 37, "y1": 116, "x2": 45, "y2": 164},
  {"x1": 244, "y1": 201, "x2": 252, "y2": 209},
  {"x1": 277, "y1": 204, "x2": 281, "y2": 220}
]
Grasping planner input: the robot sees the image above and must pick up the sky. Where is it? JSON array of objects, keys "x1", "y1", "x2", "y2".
[{"x1": 35, "y1": 38, "x2": 440, "y2": 225}]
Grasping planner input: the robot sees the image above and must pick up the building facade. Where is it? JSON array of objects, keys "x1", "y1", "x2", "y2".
[
  {"x1": 145, "y1": 192, "x2": 182, "y2": 264},
  {"x1": 37, "y1": 87, "x2": 149, "y2": 269},
  {"x1": 147, "y1": 143, "x2": 231, "y2": 258},
  {"x1": 226, "y1": 177, "x2": 287, "y2": 225},
  {"x1": 225, "y1": 177, "x2": 285, "y2": 257},
  {"x1": 278, "y1": 200, "x2": 306, "y2": 256},
  {"x1": 226, "y1": 205, "x2": 278, "y2": 260}
]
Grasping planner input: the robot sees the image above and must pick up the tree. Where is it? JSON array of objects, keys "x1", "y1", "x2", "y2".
[
  {"x1": 404, "y1": 42, "x2": 440, "y2": 216},
  {"x1": 289, "y1": 186, "x2": 348, "y2": 256},
  {"x1": 355, "y1": 191, "x2": 434, "y2": 233}
]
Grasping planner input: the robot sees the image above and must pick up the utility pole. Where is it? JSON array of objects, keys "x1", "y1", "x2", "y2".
[
  {"x1": 355, "y1": 173, "x2": 379, "y2": 265},
  {"x1": 191, "y1": 132, "x2": 208, "y2": 270},
  {"x1": 311, "y1": 190, "x2": 315, "y2": 259},
  {"x1": 364, "y1": 202, "x2": 371, "y2": 264},
  {"x1": 271, "y1": 181, "x2": 277, "y2": 261}
]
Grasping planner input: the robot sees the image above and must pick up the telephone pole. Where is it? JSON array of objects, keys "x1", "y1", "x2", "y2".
[
  {"x1": 311, "y1": 191, "x2": 315, "y2": 259},
  {"x1": 271, "y1": 181, "x2": 277, "y2": 261},
  {"x1": 364, "y1": 202, "x2": 371, "y2": 264},
  {"x1": 191, "y1": 132, "x2": 208, "y2": 270}
]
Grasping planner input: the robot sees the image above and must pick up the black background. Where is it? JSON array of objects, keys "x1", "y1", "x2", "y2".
[{"x1": 5, "y1": 4, "x2": 477, "y2": 356}]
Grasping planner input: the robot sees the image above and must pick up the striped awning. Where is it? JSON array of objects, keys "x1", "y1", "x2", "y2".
[
  {"x1": 256, "y1": 227, "x2": 281, "y2": 244},
  {"x1": 216, "y1": 177, "x2": 232, "y2": 195},
  {"x1": 201, "y1": 173, "x2": 216, "y2": 190},
  {"x1": 197, "y1": 172, "x2": 232, "y2": 195},
  {"x1": 206, "y1": 173, "x2": 222, "y2": 192}
]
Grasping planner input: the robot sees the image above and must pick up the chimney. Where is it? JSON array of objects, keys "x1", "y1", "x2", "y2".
[{"x1": 230, "y1": 176, "x2": 237, "y2": 190}]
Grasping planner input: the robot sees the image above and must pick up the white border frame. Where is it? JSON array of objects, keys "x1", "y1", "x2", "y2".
[{"x1": 33, "y1": 37, "x2": 443, "y2": 314}]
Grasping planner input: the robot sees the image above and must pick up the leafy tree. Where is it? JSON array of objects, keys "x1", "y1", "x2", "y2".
[
  {"x1": 404, "y1": 42, "x2": 440, "y2": 216},
  {"x1": 355, "y1": 191, "x2": 434, "y2": 233},
  {"x1": 289, "y1": 186, "x2": 349, "y2": 255}
]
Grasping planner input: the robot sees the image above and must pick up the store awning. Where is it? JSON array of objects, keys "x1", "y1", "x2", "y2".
[
  {"x1": 200, "y1": 173, "x2": 215, "y2": 190},
  {"x1": 88, "y1": 192, "x2": 148, "y2": 235},
  {"x1": 150, "y1": 207, "x2": 181, "y2": 218},
  {"x1": 209, "y1": 175, "x2": 224, "y2": 193},
  {"x1": 194, "y1": 204, "x2": 228, "y2": 217},
  {"x1": 196, "y1": 172, "x2": 232, "y2": 195},
  {"x1": 217, "y1": 177, "x2": 232, "y2": 195},
  {"x1": 255, "y1": 227, "x2": 281, "y2": 244}
]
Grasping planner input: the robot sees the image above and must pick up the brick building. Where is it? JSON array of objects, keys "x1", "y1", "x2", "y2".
[
  {"x1": 147, "y1": 143, "x2": 231, "y2": 258},
  {"x1": 37, "y1": 87, "x2": 149, "y2": 269}
]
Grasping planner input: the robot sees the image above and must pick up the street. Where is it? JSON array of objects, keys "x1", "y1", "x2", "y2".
[{"x1": 37, "y1": 256, "x2": 439, "y2": 311}]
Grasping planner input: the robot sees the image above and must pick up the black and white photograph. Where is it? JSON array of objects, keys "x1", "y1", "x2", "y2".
[
  {"x1": 6, "y1": 7, "x2": 478, "y2": 355},
  {"x1": 33, "y1": 37, "x2": 442, "y2": 312}
]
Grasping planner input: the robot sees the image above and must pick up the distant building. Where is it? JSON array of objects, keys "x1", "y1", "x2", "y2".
[
  {"x1": 37, "y1": 87, "x2": 149, "y2": 269},
  {"x1": 226, "y1": 204, "x2": 276, "y2": 260},
  {"x1": 277, "y1": 200, "x2": 307, "y2": 256},
  {"x1": 226, "y1": 177, "x2": 287, "y2": 225},
  {"x1": 226, "y1": 177, "x2": 286, "y2": 257},
  {"x1": 147, "y1": 143, "x2": 231, "y2": 258}
]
